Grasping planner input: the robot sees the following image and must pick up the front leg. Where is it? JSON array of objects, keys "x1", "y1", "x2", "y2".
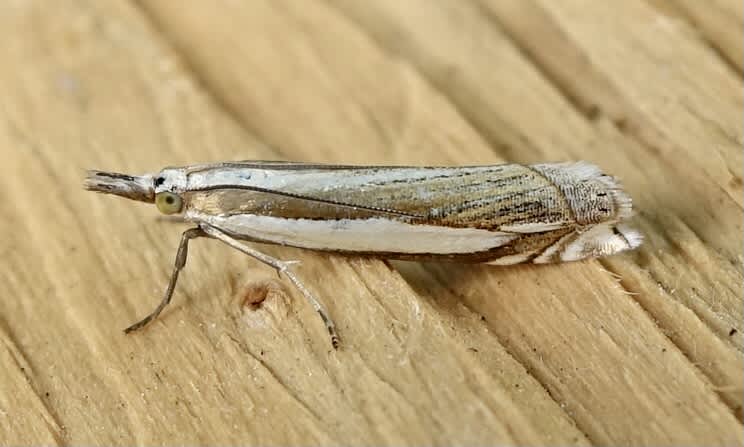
[
  {"x1": 200, "y1": 224, "x2": 340, "y2": 349},
  {"x1": 124, "y1": 227, "x2": 205, "y2": 333}
]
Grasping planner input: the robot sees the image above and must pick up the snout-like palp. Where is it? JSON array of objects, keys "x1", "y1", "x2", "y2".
[{"x1": 84, "y1": 170, "x2": 155, "y2": 203}]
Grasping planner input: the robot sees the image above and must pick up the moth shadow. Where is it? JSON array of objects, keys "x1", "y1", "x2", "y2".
[{"x1": 390, "y1": 260, "x2": 527, "y2": 311}]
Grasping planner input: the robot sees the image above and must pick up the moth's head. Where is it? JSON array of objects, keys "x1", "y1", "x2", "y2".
[{"x1": 84, "y1": 169, "x2": 185, "y2": 215}]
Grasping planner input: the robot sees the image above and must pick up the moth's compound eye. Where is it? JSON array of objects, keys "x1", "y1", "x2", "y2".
[{"x1": 155, "y1": 192, "x2": 183, "y2": 214}]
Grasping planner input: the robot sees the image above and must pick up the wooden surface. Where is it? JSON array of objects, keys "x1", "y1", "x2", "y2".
[{"x1": 1, "y1": 0, "x2": 741, "y2": 445}]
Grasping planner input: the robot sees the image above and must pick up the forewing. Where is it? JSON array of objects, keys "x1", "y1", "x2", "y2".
[{"x1": 183, "y1": 163, "x2": 576, "y2": 232}]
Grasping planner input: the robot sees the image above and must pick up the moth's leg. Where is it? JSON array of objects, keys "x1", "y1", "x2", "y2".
[
  {"x1": 124, "y1": 227, "x2": 205, "y2": 333},
  {"x1": 200, "y1": 224, "x2": 339, "y2": 349}
]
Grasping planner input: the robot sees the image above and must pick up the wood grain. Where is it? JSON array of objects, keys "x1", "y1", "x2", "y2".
[{"x1": 0, "y1": 0, "x2": 741, "y2": 445}]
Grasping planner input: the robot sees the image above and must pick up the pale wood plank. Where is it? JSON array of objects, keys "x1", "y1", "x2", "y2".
[
  {"x1": 647, "y1": 0, "x2": 743, "y2": 72},
  {"x1": 1, "y1": 0, "x2": 741, "y2": 444},
  {"x1": 0, "y1": 324, "x2": 62, "y2": 445}
]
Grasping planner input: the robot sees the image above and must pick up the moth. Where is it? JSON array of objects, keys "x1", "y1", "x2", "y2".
[{"x1": 85, "y1": 161, "x2": 642, "y2": 348}]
